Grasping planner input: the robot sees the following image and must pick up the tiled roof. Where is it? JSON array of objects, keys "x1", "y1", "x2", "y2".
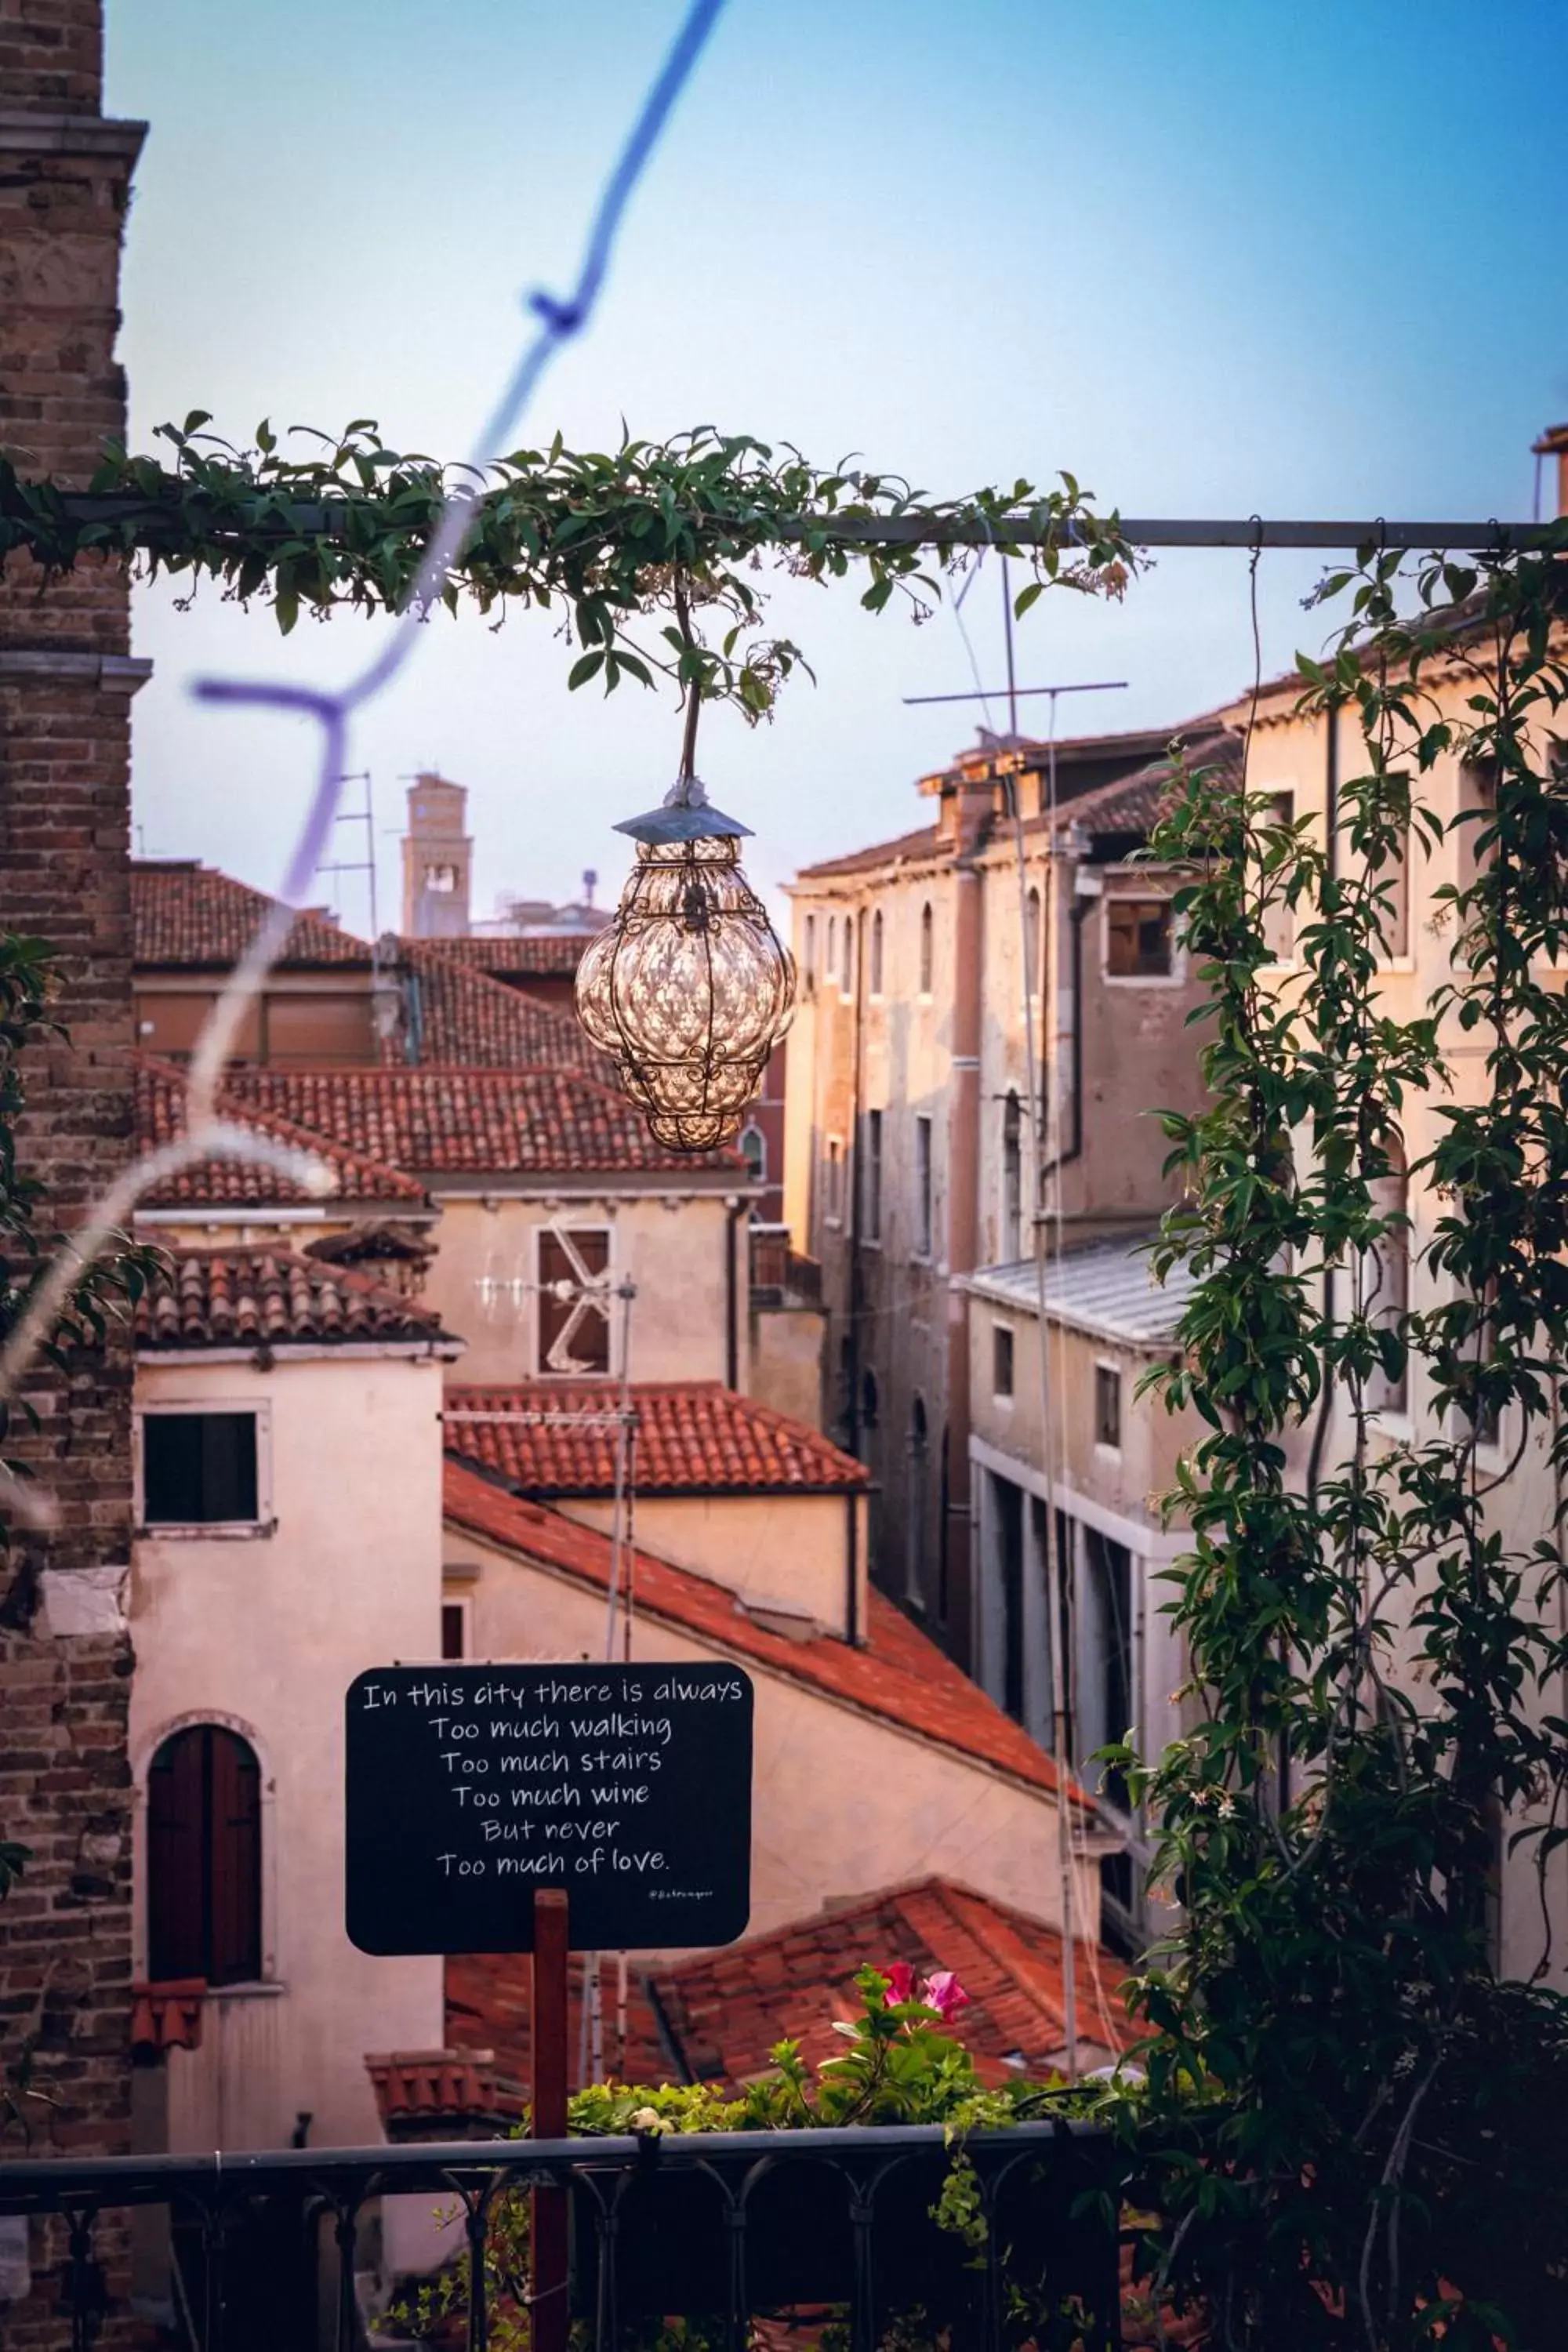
[
  {"x1": 134, "y1": 1058, "x2": 429, "y2": 1209},
  {"x1": 403, "y1": 934, "x2": 594, "y2": 978},
  {"x1": 222, "y1": 1064, "x2": 746, "y2": 1176},
  {"x1": 649, "y1": 1877, "x2": 1130, "y2": 2085},
  {"x1": 966, "y1": 1233, "x2": 1198, "y2": 1348},
  {"x1": 135, "y1": 1247, "x2": 456, "y2": 1351},
  {"x1": 364, "y1": 2049, "x2": 516, "y2": 2136},
  {"x1": 1048, "y1": 725, "x2": 1242, "y2": 841},
  {"x1": 445, "y1": 1878, "x2": 1128, "y2": 2100},
  {"x1": 132, "y1": 861, "x2": 370, "y2": 967},
  {"x1": 443, "y1": 1462, "x2": 1084, "y2": 1806},
  {"x1": 445, "y1": 1381, "x2": 868, "y2": 1497},
  {"x1": 390, "y1": 943, "x2": 614, "y2": 1080},
  {"x1": 795, "y1": 823, "x2": 943, "y2": 883}
]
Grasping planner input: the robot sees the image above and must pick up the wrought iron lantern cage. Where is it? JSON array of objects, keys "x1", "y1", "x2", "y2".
[{"x1": 576, "y1": 766, "x2": 796, "y2": 1154}]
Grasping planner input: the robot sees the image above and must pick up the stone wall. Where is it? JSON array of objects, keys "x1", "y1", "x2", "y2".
[{"x1": 0, "y1": 0, "x2": 147, "y2": 2335}]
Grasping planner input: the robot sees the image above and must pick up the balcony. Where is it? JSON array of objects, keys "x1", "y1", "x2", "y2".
[
  {"x1": 749, "y1": 1223, "x2": 822, "y2": 1308},
  {"x1": 0, "y1": 2118, "x2": 1140, "y2": 2350}
]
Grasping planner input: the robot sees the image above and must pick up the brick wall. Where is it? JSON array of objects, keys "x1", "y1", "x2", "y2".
[{"x1": 0, "y1": 1, "x2": 148, "y2": 2336}]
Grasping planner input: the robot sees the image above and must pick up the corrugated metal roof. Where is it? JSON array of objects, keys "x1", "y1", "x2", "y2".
[{"x1": 965, "y1": 1234, "x2": 1197, "y2": 1348}]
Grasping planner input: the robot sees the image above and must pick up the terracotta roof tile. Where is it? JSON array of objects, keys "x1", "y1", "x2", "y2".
[
  {"x1": 390, "y1": 943, "x2": 614, "y2": 1080},
  {"x1": 794, "y1": 822, "x2": 944, "y2": 882},
  {"x1": 134, "y1": 1058, "x2": 428, "y2": 1209},
  {"x1": 403, "y1": 934, "x2": 595, "y2": 979},
  {"x1": 132, "y1": 861, "x2": 369, "y2": 967},
  {"x1": 135, "y1": 1247, "x2": 456, "y2": 1351},
  {"x1": 446, "y1": 1878, "x2": 1128, "y2": 2099},
  {"x1": 1046, "y1": 725, "x2": 1243, "y2": 841},
  {"x1": 445, "y1": 1381, "x2": 867, "y2": 1497},
  {"x1": 222, "y1": 1065, "x2": 746, "y2": 1177},
  {"x1": 648, "y1": 1877, "x2": 1130, "y2": 2087},
  {"x1": 443, "y1": 1463, "x2": 1083, "y2": 1806}
]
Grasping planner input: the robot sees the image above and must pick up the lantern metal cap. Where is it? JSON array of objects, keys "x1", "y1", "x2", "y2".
[{"x1": 614, "y1": 771, "x2": 753, "y2": 845}]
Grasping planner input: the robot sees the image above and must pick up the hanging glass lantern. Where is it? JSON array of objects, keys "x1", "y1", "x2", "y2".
[{"x1": 576, "y1": 767, "x2": 795, "y2": 1154}]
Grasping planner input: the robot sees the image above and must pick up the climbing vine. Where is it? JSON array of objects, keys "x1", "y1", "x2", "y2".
[
  {"x1": 0, "y1": 419, "x2": 1133, "y2": 717},
  {"x1": 1121, "y1": 521, "x2": 1568, "y2": 2348}
]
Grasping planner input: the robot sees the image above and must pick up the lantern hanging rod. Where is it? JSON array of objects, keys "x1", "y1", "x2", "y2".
[{"x1": 45, "y1": 494, "x2": 1559, "y2": 555}]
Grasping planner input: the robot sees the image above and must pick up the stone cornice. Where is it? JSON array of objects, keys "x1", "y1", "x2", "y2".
[
  {"x1": 0, "y1": 650, "x2": 152, "y2": 695},
  {"x1": 0, "y1": 111, "x2": 147, "y2": 165}
]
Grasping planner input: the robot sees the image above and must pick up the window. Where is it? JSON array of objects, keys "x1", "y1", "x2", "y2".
[
  {"x1": 1078, "y1": 1526, "x2": 1133, "y2": 1809},
  {"x1": 803, "y1": 914, "x2": 817, "y2": 994},
  {"x1": 1376, "y1": 823, "x2": 1410, "y2": 962},
  {"x1": 914, "y1": 1116, "x2": 933, "y2": 1256},
  {"x1": 826, "y1": 916, "x2": 837, "y2": 985},
  {"x1": 147, "y1": 1725, "x2": 262, "y2": 1987},
  {"x1": 869, "y1": 909, "x2": 884, "y2": 996},
  {"x1": 536, "y1": 1227, "x2": 612, "y2": 1375},
  {"x1": 993, "y1": 1472, "x2": 1025, "y2": 1725},
  {"x1": 826, "y1": 1137, "x2": 844, "y2": 1225},
  {"x1": 1363, "y1": 1132, "x2": 1409, "y2": 1414},
  {"x1": 1094, "y1": 1363, "x2": 1122, "y2": 1450},
  {"x1": 425, "y1": 863, "x2": 459, "y2": 894},
  {"x1": 993, "y1": 1323, "x2": 1014, "y2": 1399},
  {"x1": 1261, "y1": 790, "x2": 1296, "y2": 963},
  {"x1": 1024, "y1": 886, "x2": 1042, "y2": 994},
  {"x1": 1457, "y1": 759, "x2": 1497, "y2": 905},
  {"x1": 142, "y1": 1411, "x2": 260, "y2": 1528},
  {"x1": 1106, "y1": 897, "x2": 1174, "y2": 978},
  {"x1": 906, "y1": 1396, "x2": 931, "y2": 1609},
  {"x1": 840, "y1": 915, "x2": 854, "y2": 996},
  {"x1": 860, "y1": 1369, "x2": 879, "y2": 1431},
  {"x1": 1001, "y1": 1091, "x2": 1022, "y2": 1261},
  {"x1": 739, "y1": 1122, "x2": 768, "y2": 1185},
  {"x1": 919, "y1": 902, "x2": 934, "y2": 994},
  {"x1": 441, "y1": 1601, "x2": 469, "y2": 1661},
  {"x1": 863, "y1": 1108, "x2": 883, "y2": 1241}
]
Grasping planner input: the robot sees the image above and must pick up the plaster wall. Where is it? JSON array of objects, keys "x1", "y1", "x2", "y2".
[
  {"x1": 748, "y1": 1300, "x2": 827, "y2": 1432},
  {"x1": 554, "y1": 1490, "x2": 868, "y2": 1638},
  {"x1": 448, "y1": 1523, "x2": 1102, "y2": 1953},
  {"x1": 129, "y1": 1352, "x2": 448, "y2": 2151},
  {"x1": 423, "y1": 1191, "x2": 746, "y2": 1388}
]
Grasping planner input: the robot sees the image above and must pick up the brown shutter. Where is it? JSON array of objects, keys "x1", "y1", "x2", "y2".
[
  {"x1": 147, "y1": 1729, "x2": 208, "y2": 1981},
  {"x1": 208, "y1": 1730, "x2": 263, "y2": 1986}
]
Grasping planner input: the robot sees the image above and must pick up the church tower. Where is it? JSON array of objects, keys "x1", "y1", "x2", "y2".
[{"x1": 400, "y1": 772, "x2": 473, "y2": 937}]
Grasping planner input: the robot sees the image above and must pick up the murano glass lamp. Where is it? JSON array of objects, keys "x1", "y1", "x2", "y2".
[{"x1": 577, "y1": 699, "x2": 795, "y2": 1154}]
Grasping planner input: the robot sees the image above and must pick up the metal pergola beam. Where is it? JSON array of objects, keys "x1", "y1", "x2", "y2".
[{"x1": 43, "y1": 493, "x2": 1560, "y2": 554}]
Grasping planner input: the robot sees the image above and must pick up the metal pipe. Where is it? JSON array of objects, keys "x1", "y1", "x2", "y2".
[
  {"x1": 724, "y1": 1198, "x2": 745, "y2": 1390},
  {"x1": 845, "y1": 1487, "x2": 860, "y2": 1647}
]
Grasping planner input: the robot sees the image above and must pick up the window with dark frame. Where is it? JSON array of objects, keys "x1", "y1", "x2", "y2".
[
  {"x1": 147, "y1": 1724, "x2": 263, "y2": 1986},
  {"x1": 864, "y1": 1108, "x2": 883, "y2": 1241},
  {"x1": 993, "y1": 1323, "x2": 1014, "y2": 1399},
  {"x1": 803, "y1": 913, "x2": 817, "y2": 994},
  {"x1": 870, "y1": 909, "x2": 884, "y2": 995},
  {"x1": 441, "y1": 1602, "x2": 467, "y2": 1661},
  {"x1": 1105, "y1": 898, "x2": 1174, "y2": 978},
  {"x1": 142, "y1": 1411, "x2": 260, "y2": 1526},
  {"x1": 914, "y1": 1116, "x2": 933, "y2": 1256},
  {"x1": 919, "y1": 902, "x2": 934, "y2": 994},
  {"x1": 1094, "y1": 1363, "x2": 1122, "y2": 1449}
]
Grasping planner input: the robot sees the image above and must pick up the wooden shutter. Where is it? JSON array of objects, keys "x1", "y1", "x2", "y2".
[
  {"x1": 209, "y1": 1730, "x2": 263, "y2": 1986},
  {"x1": 147, "y1": 1726, "x2": 262, "y2": 1987},
  {"x1": 147, "y1": 1729, "x2": 207, "y2": 1981}
]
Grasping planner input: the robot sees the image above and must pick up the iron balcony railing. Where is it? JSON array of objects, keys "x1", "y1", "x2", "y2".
[{"x1": 0, "y1": 2117, "x2": 1134, "y2": 2352}]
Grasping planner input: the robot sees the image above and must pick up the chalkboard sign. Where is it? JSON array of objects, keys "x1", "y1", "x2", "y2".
[{"x1": 345, "y1": 1662, "x2": 753, "y2": 1955}]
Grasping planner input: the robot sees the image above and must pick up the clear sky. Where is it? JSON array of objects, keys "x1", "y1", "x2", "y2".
[{"x1": 107, "y1": 1, "x2": 1568, "y2": 930}]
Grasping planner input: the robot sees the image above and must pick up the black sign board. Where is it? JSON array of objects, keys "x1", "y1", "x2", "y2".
[{"x1": 345, "y1": 1661, "x2": 753, "y2": 1955}]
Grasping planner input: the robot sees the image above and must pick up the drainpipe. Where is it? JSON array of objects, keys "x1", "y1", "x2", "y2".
[
  {"x1": 1039, "y1": 872, "x2": 1088, "y2": 1192},
  {"x1": 845, "y1": 904, "x2": 866, "y2": 1457},
  {"x1": 945, "y1": 813, "x2": 985, "y2": 1657},
  {"x1": 844, "y1": 1489, "x2": 860, "y2": 1646},
  {"x1": 724, "y1": 1197, "x2": 746, "y2": 1390}
]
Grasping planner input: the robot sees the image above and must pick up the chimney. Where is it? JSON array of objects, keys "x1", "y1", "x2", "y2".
[{"x1": 1533, "y1": 423, "x2": 1568, "y2": 522}]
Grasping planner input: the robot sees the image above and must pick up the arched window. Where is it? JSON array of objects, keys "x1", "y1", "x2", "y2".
[
  {"x1": 841, "y1": 915, "x2": 854, "y2": 995},
  {"x1": 739, "y1": 1122, "x2": 767, "y2": 1185},
  {"x1": 1025, "y1": 887, "x2": 1042, "y2": 993},
  {"x1": 861, "y1": 1368, "x2": 880, "y2": 1432},
  {"x1": 906, "y1": 1396, "x2": 930, "y2": 1609},
  {"x1": 1364, "y1": 1130, "x2": 1409, "y2": 1414},
  {"x1": 826, "y1": 916, "x2": 837, "y2": 986},
  {"x1": 919, "y1": 902, "x2": 934, "y2": 995},
  {"x1": 803, "y1": 914, "x2": 817, "y2": 995},
  {"x1": 147, "y1": 1725, "x2": 263, "y2": 1986},
  {"x1": 869, "y1": 909, "x2": 884, "y2": 996},
  {"x1": 1001, "y1": 1091, "x2": 1022, "y2": 1261}
]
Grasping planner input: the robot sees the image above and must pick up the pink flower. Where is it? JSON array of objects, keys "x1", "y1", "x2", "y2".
[
  {"x1": 882, "y1": 1962, "x2": 917, "y2": 2005},
  {"x1": 920, "y1": 1970, "x2": 971, "y2": 2020}
]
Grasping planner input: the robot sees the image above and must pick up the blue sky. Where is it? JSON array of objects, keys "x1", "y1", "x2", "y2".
[{"x1": 107, "y1": 2, "x2": 1568, "y2": 927}]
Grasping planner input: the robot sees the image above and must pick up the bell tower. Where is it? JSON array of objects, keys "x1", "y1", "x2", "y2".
[{"x1": 400, "y1": 771, "x2": 473, "y2": 937}]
